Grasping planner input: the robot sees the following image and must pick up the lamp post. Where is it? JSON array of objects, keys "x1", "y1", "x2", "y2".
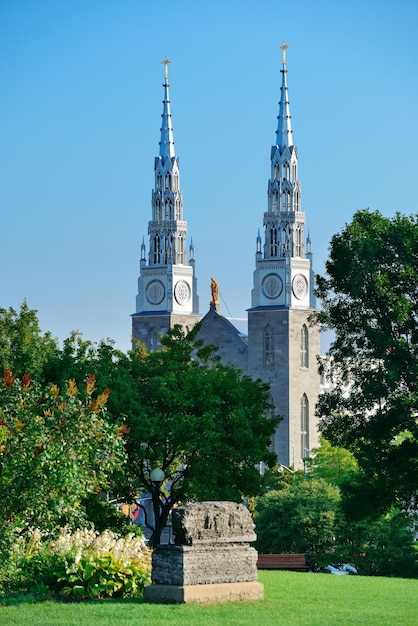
[
  {"x1": 277, "y1": 464, "x2": 296, "y2": 475},
  {"x1": 150, "y1": 467, "x2": 165, "y2": 546}
]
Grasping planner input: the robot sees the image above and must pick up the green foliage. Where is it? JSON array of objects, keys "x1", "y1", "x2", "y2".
[
  {"x1": 308, "y1": 437, "x2": 358, "y2": 487},
  {"x1": 252, "y1": 455, "x2": 418, "y2": 577},
  {"x1": 0, "y1": 527, "x2": 151, "y2": 601},
  {"x1": 253, "y1": 479, "x2": 341, "y2": 566},
  {"x1": 56, "y1": 552, "x2": 149, "y2": 599},
  {"x1": 0, "y1": 372, "x2": 126, "y2": 544},
  {"x1": 125, "y1": 325, "x2": 281, "y2": 544},
  {"x1": 314, "y1": 210, "x2": 418, "y2": 517},
  {"x1": 0, "y1": 301, "x2": 57, "y2": 379}
]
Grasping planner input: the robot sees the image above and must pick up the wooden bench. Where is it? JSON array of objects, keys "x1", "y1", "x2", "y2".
[{"x1": 257, "y1": 553, "x2": 311, "y2": 571}]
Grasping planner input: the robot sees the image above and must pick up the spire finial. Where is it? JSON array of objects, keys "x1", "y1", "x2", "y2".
[
  {"x1": 161, "y1": 55, "x2": 171, "y2": 82},
  {"x1": 279, "y1": 40, "x2": 290, "y2": 66}
]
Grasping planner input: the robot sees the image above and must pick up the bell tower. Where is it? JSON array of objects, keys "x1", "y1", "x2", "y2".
[
  {"x1": 132, "y1": 58, "x2": 201, "y2": 349},
  {"x1": 247, "y1": 42, "x2": 320, "y2": 468}
]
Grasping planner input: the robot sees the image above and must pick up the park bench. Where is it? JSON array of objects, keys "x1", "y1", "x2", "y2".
[{"x1": 256, "y1": 553, "x2": 311, "y2": 571}]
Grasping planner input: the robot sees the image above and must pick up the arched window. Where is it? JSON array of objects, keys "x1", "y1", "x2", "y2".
[
  {"x1": 300, "y1": 394, "x2": 309, "y2": 459},
  {"x1": 264, "y1": 325, "x2": 274, "y2": 367},
  {"x1": 269, "y1": 227, "x2": 278, "y2": 257},
  {"x1": 300, "y1": 324, "x2": 309, "y2": 368},
  {"x1": 153, "y1": 235, "x2": 161, "y2": 264},
  {"x1": 283, "y1": 161, "x2": 290, "y2": 180},
  {"x1": 146, "y1": 329, "x2": 159, "y2": 352}
]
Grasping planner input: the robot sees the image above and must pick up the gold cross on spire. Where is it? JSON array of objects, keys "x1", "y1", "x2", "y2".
[
  {"x1": 161, "y1": 55, "x2": 171, "y2": 81},
  {"x1": 279, "y1": 40, "x2": 290, "y2": 66}
]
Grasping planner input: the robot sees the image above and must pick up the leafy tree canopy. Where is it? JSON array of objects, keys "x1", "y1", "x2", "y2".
[
  {"x1": 0, "y1": 301, "x2": 57, "y2": 379},
  {"x1": 308, "y1": 437, "x2": 358, "y2": 487},
  {"x1": 253, "y1": 479, "x2": 341, "y2": 564},
  {"x1": 125, "y1": 326, "x2": 281, "y2": 542},
  {"x1": 314, "y1": 210, "x2": 418, "y2": 518}
]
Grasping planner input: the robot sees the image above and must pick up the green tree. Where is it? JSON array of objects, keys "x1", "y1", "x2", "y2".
[
  {"x1": 314, "y1": 210, "x2": 418, "y2": 518},
  {"x1": 308, "y1": 437, "x2": 358, "y2": 487},
  {"x1": 125, "y1": 326, "x2": 281, "y2": 545},
  {"x1": 253, "y1": 479, "x2": 341, "y2": 567},
  {"x1": 0, "y1": 371, "x2": 126, "y2": 541},
  {"x1": 0, "y1": 301, "x2": 57, "y2": 379}
]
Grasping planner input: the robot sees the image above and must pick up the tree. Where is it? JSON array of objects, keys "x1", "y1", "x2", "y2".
[
  {"x1": 253, "y1": 479, "x2": 341, "y2": 566},
  {"x1": 0, "y1": 370, "x2": 126, "y2": 541},
  {"x1": 308, "y1": 437, "x2": 358, "y2": 487},
  {"x1": 0, "y1": 301, "x2": 57, "y2": 379},
  {"x1": 315, "y1": 210, "x2": 418, "y2": 518},
  {"x1": 125, "y1": 326, "x2": 281, "y2": 545}
]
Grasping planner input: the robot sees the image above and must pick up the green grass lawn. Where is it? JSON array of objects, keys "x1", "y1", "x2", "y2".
[{"x1": 1, "y1": 571, "x2": 417, "y2": 626}]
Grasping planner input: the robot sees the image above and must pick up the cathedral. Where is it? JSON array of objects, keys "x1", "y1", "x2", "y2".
[{"x1": 132, "y1": 44, "x2": 320, "y2": 469}]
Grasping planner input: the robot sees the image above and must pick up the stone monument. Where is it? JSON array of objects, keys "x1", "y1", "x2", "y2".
[{"x1": 144, "y1": 501, "x2": 264, "y2": 604}]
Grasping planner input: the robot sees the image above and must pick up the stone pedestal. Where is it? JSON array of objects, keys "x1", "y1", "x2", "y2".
[{"x1": 144, "y1": 501, "x2": 263, "y2": 604}]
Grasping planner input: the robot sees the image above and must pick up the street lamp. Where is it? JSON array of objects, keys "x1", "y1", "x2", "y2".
[
  {"x1": 150, "y1": 467, "x2": 165, "y2": 546},
  {"x1": 277, "y1": 464, "x2": 296, "y2": 475}
]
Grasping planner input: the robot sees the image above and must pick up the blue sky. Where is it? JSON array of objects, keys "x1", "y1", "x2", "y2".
[{"x1": 1, "y1": 0, "x2": 418, "y2": 352}]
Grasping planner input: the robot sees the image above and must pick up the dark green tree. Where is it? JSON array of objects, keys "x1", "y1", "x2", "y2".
[
  {"x1": 125, "y1": 326, "x2": 281, "y2": 545},
  {"x1": 314, "y1": 210, "x2": 418, "y2": 518}
]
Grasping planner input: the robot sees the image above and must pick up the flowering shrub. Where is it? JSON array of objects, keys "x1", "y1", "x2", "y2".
[
  {"x1": 1, "y1": 527, "x2": 151, "y2": 600},
  {"x1": 0, "y1": 372, "x2": 126, "y2": 540}
]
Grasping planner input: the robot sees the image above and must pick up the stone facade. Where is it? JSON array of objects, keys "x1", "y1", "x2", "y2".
[{"x1": 144, "y1": 501, "x2": 263, "y2": 604}]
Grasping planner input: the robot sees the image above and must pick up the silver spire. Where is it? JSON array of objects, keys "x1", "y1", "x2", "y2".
[
  {"x1": 276, "y1": 41, "x2": 293, "y2": 148},
  {"x1": 159, "y1": 56, "x2": 175, "y2": 159}
]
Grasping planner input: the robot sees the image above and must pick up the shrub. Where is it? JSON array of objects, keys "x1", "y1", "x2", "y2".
[{"x1": 0, "y1": 527, "x2": 151, "y2": 600}]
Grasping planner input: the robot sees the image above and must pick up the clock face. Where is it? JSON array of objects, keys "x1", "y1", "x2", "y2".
[
  {"x1": 292, "y1": 274, "x2": 308, "y2": 300},
  {"x1": 146, "y1": 280, "x2": 165, "y2": 305},
  {"x1": 174, "y1": 280, "x2": 191, "y2": 305},
  {"x1": 262, "y1": 273, "x2": 283, "y2": 299}
]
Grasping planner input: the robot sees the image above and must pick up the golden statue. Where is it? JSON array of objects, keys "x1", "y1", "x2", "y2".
[{"x1": 211, "y1": 277, "x2": 219, "y2": 304}]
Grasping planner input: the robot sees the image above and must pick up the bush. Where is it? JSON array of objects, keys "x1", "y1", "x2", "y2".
[
  {"x1": 0, "y1": 527, "x2": 151, "y2": 600},
  {"x1": 253, "y1": 479, "x2": 341, "y2": 568},
  {"x1": 55, "y1": 553, "x2": 149, "y2": 599}
]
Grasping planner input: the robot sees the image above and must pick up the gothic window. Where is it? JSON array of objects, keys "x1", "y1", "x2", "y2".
[
  {"x1": 271, "y1": 191, "x2": 278, "y2": 213},
  {"x1": 300, "y1": 394, "x2": 309, "y2": 459},
  {"x1": 155, "y1": 197, "x2": 161, "y2": 221},
  {"x1": 294, "y1": 190, "x2": 299, "y2": 212},
  {"x1": 295, "y1": 226, "x2": 302, "y2": 256},
  {"x1": 281, "y1": 191, "x2": 288, "y2": 212},
  {"x1": 165, "y1": 172, "x2": 172, "y2": 190},
  {"x1": 264, "y1": 325, "x2": 274, "y2": 367},
  {"x1": 165, "y1": 199, "x2": 173, "y2": 220},
  {"x1": 156, "y1": 173, "x2": 162, "y2": 190},
  {"x1": 269, "y1": 227, "x2": 278, "y2": 257},
  {"x1": 274, "y1": 161, "x2": 280, "y2": 179},
  {"x1": 300, "y1": 324, "x2": 309, "y2": 368},
  {"x1": 153, "y1": 235, "x2": 161, "y2": 264},
  {"x1": 146, "y1": 329, "x2": 159, "y2": 352},
  {"x1": 173, "y1": 173, "x2": 179, "y2": 191},
  {"x1": 175, "y1": 198, "x2": 181, "y2": 220},
  {"x1": 177, "y1": 233, "x2": 185, "y2": 263},
  {"x1": 283, "y1": 161, "x2": 290, "y2": 180}
]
